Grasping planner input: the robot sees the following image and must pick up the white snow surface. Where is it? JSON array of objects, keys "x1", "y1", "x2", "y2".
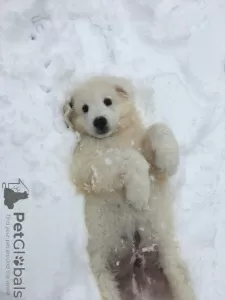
[{"x1": 0, "y1": 0, "x2": 225, "y2": 299}]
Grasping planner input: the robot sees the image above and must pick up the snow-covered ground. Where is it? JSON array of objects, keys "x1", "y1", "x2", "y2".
[{"x1": 1, "y1": 0, "x2": 225, "y2": 299}]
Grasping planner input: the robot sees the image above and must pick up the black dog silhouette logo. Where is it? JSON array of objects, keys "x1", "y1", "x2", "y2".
[{"x1": 2, "y1": 179, "x2": 29, "y2": 210}]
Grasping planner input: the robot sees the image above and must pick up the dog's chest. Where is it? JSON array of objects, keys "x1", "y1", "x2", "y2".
[
  {"x1": 84, "y1": 128, "x2": 143, "y2": 152},
  {"x1": 72, "y1": 129, "x2": 145, "y2": 191},
  {"x1": 77, "y1": 139, "x2": 141, "y2": 159}
]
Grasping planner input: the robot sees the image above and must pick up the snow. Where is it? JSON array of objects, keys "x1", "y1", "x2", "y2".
[{"x1": 0, "y1": 0, "x2": 225, "y2": 299}]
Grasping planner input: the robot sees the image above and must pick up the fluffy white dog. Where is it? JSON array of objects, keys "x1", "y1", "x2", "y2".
[{"x1": 63, "y1": 75, "x2": 196, "y2": 300}]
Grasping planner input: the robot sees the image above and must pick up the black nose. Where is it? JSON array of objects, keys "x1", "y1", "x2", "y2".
[{"x1": 93, "y1": 116, "x2": 108, "y2": 131}]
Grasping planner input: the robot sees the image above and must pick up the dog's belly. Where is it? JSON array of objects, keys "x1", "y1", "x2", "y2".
[
  {"x1": 110, "y1": 233, "x2": 173, "y2": 300},
  {"x1": 117, "y1": 258, "x2": 173, "y2": 300},
  {"x1": 85, "y1": 191, "x2": 137, "y2": 254},
  {"x1": 85, "y1": 193, "x2": 172, "y2": 300}
]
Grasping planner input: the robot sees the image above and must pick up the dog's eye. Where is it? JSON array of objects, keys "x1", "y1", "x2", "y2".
[
  {"x1": 103, "y1": 98, "x2": 112, "y2": 106},
  {"x1": 82, "y1": 104, "x2": 89, "y2": 113}
]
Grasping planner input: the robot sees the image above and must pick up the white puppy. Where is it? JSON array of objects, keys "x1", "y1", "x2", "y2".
[{"x1": 63, "y1": 75, "x2": 196, "y2": 300}]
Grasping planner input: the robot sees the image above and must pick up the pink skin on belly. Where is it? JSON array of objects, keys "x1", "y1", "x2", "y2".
[{"x1": 109, "y1": 232, "x2": 173, "y2": 300}]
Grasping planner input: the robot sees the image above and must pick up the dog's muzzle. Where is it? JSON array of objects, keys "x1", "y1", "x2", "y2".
[{"x1": 93, "y1": 116, "x2": 109, "y2": 134}]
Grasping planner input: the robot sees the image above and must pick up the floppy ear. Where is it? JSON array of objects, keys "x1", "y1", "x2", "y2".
[
  {"x1": 114, "y1": 85, "x2": 130, "y2": 98},
  {"x1": 63, "y1": 97, "x2": 86, "y2": 134},
  {"x1": 111, "y1": 76, "x2": 135, "y2": 100},
  {"x1": 63, "y1": 97, "x2": 74, "y2": 129}
]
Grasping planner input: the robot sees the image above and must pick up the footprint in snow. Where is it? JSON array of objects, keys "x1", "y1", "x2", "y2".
[{"x1": 30, "y1": 14, "x2": 51, "y2": 40}]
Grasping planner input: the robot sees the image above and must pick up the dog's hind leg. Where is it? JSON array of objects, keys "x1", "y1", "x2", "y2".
[
  {"x1": 149, "y1": 181, "x2": 196, "y2": 300},
  {"x1": 90, "y1": 251, "x2": 122, "y2": 300}
]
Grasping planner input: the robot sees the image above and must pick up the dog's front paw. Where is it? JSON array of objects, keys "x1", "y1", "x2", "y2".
[
  {"x1": 146, "y1": 123, "x2": 179, "y2": 176},
  {"x1": 126, "y1": 182, "x2": 150, "y2": 211},
  {"x1": 124, "y1": 156, "x2": 150, "y2": 211}
]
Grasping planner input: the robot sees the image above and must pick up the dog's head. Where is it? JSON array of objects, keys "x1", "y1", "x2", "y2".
[{"x1": 63, "y1": 76, "x2": 137, "y2": 138}]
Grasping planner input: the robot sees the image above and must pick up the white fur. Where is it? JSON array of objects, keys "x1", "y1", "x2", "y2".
[{"x1": 63, "y1": 75, "x2": 196, "y2": 300}]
